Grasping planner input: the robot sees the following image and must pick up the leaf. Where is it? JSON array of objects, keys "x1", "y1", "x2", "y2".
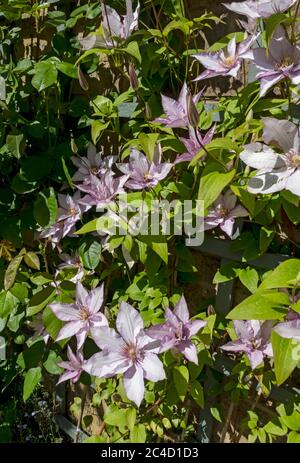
[
  {"x1": 6, "y1": 132, "x2": 25, "y2": 159},
  {"x1": 137, "y1": 236, "x2": 168, "y2": 264},
  {"x1": 239, "y1": 268, "x2": 258, "y2": 293},
  {"x1": 288, "y1": 432, "x2": 300, "y2": 443},
  {"x1": 260, "y1": 226, "x2": 275, "y2": 254},
  {"x1": 0, "y1": 290, "x2": 16, "y2": 318},
  {"x1": 130, "y1": 424, "x2": 146, "y2": 443},
  {"x1": 27, "y1": 286, "x2": 55, "y2": 317},
  {"x1": 259, "y1": 259, "x2": 300, "y2": 290},
  {"x1": 104, "y1": 407, "x2": 128, "y2": 428},
  {"x1": 31, "y1": 62, "x2": 58, "y2": 92},
  {"x1": 24, "y1": 252, "x2": 40, "y2": 270},
  {"x1": 227, "y1": 290, "x2": 289, "y2": 320},
  {"x1": 91, "y1": 120, "x2": 110, "y2": 144},
  {"x1": 272, "y1": 331, "x2": 300, "y2": 386},
  {"x1": 81, "y1": 240, "x2": 102, "y2": 270},
  {"x1": 190, "y1": 381, "x2": 204, "y2": 407},
  {"x1": 265, "y1": 14, "x2": 288, "y2": 47},
  {"x1": 43, "y1": 306, "x2": 63, "y2": 341},
  {"x1": 76, "y1": 219, "x2": 99, "y2": 234},
  {"x1": 34, "y1": 188, "x2": 58, "y2": 228},
  {"x1": 56, "y1": 61, "x2": 78, "y2": 78},
  {"x1": 4, "y1": 251, "x2": 25, "y2": 290},
  {"x1": 23, "y1": 367, "x2": 42, "y2": 401},
  {"x1": 122, "y1": 41, "x2": 141, "y2": 63},
  {"x1": 173, "y1": 365, "x2": 189, "y2": 402},
  {"x1": 198, "y1": 162, "x2": 236, "y2": 209},
  {"x1": 43, "y1": 350, "x2": 63, "y2": 375}
]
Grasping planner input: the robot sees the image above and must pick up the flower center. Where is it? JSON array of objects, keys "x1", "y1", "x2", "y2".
[
  {"x1": 223, "y1": 56, "x2": 236, "y2": 68},
  {"x1": 286, "y1": 149, "x2": 300, "y2": 167},
  {"x1": 144, "y1": 172, "x2": 153, "y2": 181},
  {"x1": 252, "y1": 339, "x2": 261, "y2": 349},
  {"x1": 277, "y1": 57, "x2": 294, "y2": 70},
  {"x1": 79, "y1": 307, "x2": 90, "y2": 320},
  {"x1": 69, "y1": 207, "x2": 78, "y2": 217},
  {"x1": 91, "y1": 166, "x2": 99, "y2": 175},
  {"x1": 123, "y1": 342, "x2": 143, "y2": 363},
  {"x1": 219, "y1": 207, "x2": 229, "y2": 218}
]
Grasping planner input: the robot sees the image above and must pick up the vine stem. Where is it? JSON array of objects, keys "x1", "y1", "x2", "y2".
[
  {"x1": 74, "y1": 387, "x2": 87, "y2": 443},
  {"x1": 220, "y1": 401, "x2": 235, "y2": 443}
]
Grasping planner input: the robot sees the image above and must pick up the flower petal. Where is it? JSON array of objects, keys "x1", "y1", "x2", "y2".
[
  {"x1": 262, "y1": 117, "x2": 297, "y2": 152},
  {"x1": 177, "y1": 340, "x2": 198, "y2": 364},
  {"x1": 89, "y1": 283, "x2": 104, "y2": 314},
  {"x1": 123, "y1": 364, "x2": 145, "y2": 407},
  {"x1": 187, "y1": 319, "x2": 207, "y2": 337},
  {"x1": 173, "y1": 296, "x2": 189, "y2": 323},
  {"x1": 286, "y1": 170, "x2": 300, "y2": 197},
  {"x1": 246, "y1": 349, "x2": 264, "y2": 370},
  {"x1": 141, "y1": 353, "x2": 166, "y2": 382},
  {"x1": 84, "y1": 351, "x2": 129, "y2": 377},
  {"x1": 117, "y1": 302, "x2": 144, "y2": 343},
  {"x1": 273, "y1": 320, "x2": 300, "y2": 340},
  {"x1": 50, "y1": 303, "x2": 80, "y2": 321},
  {"x1": 91, "y1": 326, "x2": 124, "y2": 350},
  {"x1": 76, "y1": 282, "x2": 89, "y2": 306},
  {"x1": 240, "y1": 143, "x2": 286, "y2": 170},
  {"x1": 247, "y1": 169, "x2": 292, "y2": 194},
  {"x1": 56, "y1": 320, "x2": 84, "y2": 342}
]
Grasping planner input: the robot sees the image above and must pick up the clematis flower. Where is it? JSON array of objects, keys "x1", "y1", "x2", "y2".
[
  {"x1": 221, "y1": 320, "x2": 273, "y2": 370},
  {"x1": 57, "y1": 346, "x2": 85, "y2": 385},
  {"x1": 192, "y1": 34, "x2": 258, "y2": 82},
  {"x1": 71, "y1": 143, "x2": 116, "y2": 183},
  {"x1": 49, "y1": 282, "x2": 108, "y2": 350},
  {"x1": 154, "y1": 82, "x2": 201, "y2": 128},
  {"x1": 240, "y1": 117, "x2": 300, "y2": 196},
  {"x1": 204, "y1": 190, "x2": 248, "y2": 238},
  {"x1": 224, "y1": 0, "x2": 297, "y2": 19},
  {"x1": 80, "y1": 0, "x2": 140, "y2": 50},
  {"x1": 118, "y1": 147, "x2": 173, "y2": 190},
  {"x1": 253, "y1": 26, "x2": 300, "y2": 96},
  {"x1": 84, "y1": 302, "x2": 166, "y2": 407},
  {"x1": 175, "y1": 126, "x2": 216, "y2": 164},
  {"x1": 39, "y1": 191, "x2": 89, "y2": 244},
  {"x1": 147, "y1": 296, "x2": 207, "y2": 364},
  {"x1": 77, "y1": 172, "x2": 128, "y2": 209}
]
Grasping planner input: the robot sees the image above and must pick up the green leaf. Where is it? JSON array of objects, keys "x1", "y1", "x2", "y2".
[
  {"x1": 260, "y1": 226, "x2": 275, "y2": 254},
  {"x1": 130, "y1": 424, "x2": 146, "y2": 443},
  {"x1": 227, "y1": 291, "x2": 289, "y2": 320},
  {"x1": 23, "y1": 367, "x2": 42, "y2": 401},
  {"x1": 76, "y1": 218, "x2": 99, "y2": 234},
  {"x1": 126, "y1": 408, "x2": 136, "y2": 432},
  {"x1": 190, "y1": 381, "x2": 204, "y2": 408},
  {"x1": 122, "y1": 41, "x2": 141, "y2": 63},
  {"x1": 43, "y1": 350, "x2": 63, "y2": 375},
  {"x1": 6, "y1": 132, "x2": 25, "y2": 159},
  {"x1": 259, "y1": 259, "x2": 300, "y2": 290},
  {"x1": 272, "y1": 331, "x2": 300, "y2": 386},
  {"x1": 198, "y1": 163, "x2": 236, "y2": 209},
  {"x1": 264, "y1": 420, "x2": 287, "y2": 437},
  {"x1": 43, "y1": 306, "x2": 63, "y2": 341},
  {"x1": 24, "y1": 252, "x2": 40, "y2": 270},
  {"x1": 239, "y1": 268, "x2": 258, "y2": 293},
  {"x1": 265, "y1": 14, "x2": 288, "y2": 47},
  {"x1": 4, "y1": 251, "x2": 25, "y2": 290},
  {"x1": 173, "y1": 365, "x2": 189, "y2": 402},
  {"x1": 27, "y1": 286, "x2": 55, "y2": 317},
  {"x1": 32, "y1": 62, "x2": 58, "y2": 92},
  {"x1": 104, "y1": 407, "x2": 128, "y2": 428},
  {"x1": 288, "y1": 431, "x2": 300, "y2": 443},
  {"x1": 81, "y1": 240, "x2": 102, "y2": 270},
  {"x1": 91, "y1": 120, "x2": 110, "y2": 144},
  {"x1": 34, "y1": 188, "x2": 58, "y2": 227},
  {"x1": 0, "y1": 290, "x2": 16, "y2": 318},
  {"x1": 56, "y1": 61, "x2": 78, "y2": 78}
]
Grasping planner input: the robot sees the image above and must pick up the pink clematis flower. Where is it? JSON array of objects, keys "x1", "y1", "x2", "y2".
[
  {"x1": 39, "y1": 191, "x2": 89, "y2": 245},
  {"x1": 57, "y1": 346, "x2": 85, "y2": 385},
  {"x1": 77, "y1": 172, "x2": 128, "y2": 209},
  {"x1": 192, "y1": 34, "x2": 258, "y2": 82},
  {"x1": 118, "y1": 147, "x2": 173, "y2": 190},
  {"x1": 224, "y1": 0, "x2": 297, "y2": 19},
  {"x1": 84, "y1": 302, "x2": 166, "y2": 407},
  {"x1": 253, "y1": 26, "x2": 300, "y2": 96},
  {"x1": 147, "y1": 296, "x2": 207, "y2": 364},
  {"x1": 80, "y1": 0, "x2": 140, "y2": 50},
  {"x1": 221, "y1": 320, "x2": 274, "y2": 370},
  {"x1": 175, "y1": 126, "x2": 216, "y2": 164},
  {"x1": 27, "y1": 313, "x2": 50, "y2": 345},
  {"x1": 204, "y1": 191, "x2": 248, "y2": 238},
  {"x1": 50, "y1": 282, "x2": 108, "y2": 350},
  {"x1": 154, "y1": 82, "x2": 201, "y2": 128},
  {"x1": 240, "y1": 117, "x2": 300, "y2": 196},
  {"x1": 71, "y1": 143, "x2": 116, "y2": 183}
]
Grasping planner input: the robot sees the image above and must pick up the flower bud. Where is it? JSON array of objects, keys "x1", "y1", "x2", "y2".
[
  {"x1": 77, "y1": 65, "x2": 89, "y2": 91},
  {"x1": 186, "y1": 89, "x2": 199, "y2": 128},
  {"x1": 144, "y1": 101, "x2": 152, "y2": 120},
  {"x1": 128, "y1": 63, "x2": 139, "y2": 91}
]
